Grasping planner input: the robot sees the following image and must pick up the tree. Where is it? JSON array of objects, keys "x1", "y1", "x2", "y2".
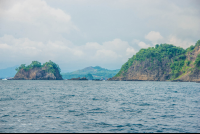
[
  {"x1": 42, "y1": 60, "x2": 61, "y2": 73},
  {"x1": 195, "y1": 40, "x2": 200, "y2": 47},
  {"x1": 155, "y1": 44, "x2": 159, "y2": 49},
  {"x1": 195, "y1": 54, "x2": 200, "y2": 67},
  {"x1": 15, "y1": 64, "x2": 26, "y2": 72},
  {"x1": 30, "y1": 61, "x2": 41, "y2": 68},
  {"x1": 85, "y1": 73, "x2": 93, "y2": 80}
]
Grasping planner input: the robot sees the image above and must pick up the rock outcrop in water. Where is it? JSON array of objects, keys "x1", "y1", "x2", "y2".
[
  {"x1": 108, "y1": 40, "x2": 200, "y2": 82},
  {"x1": 12, "y1": 60, "x2": 63, "y2": 80},
  {"x1": 68, "y1": 77, "x2": 88, "y2": 80}
]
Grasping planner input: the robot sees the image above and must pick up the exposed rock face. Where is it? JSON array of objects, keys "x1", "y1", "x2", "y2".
[
  {"x1": 108, "y1": 45, "x2": 200, "y2": 82},
  {"x1": 108, "y1": 58, "x2": 172, "y2": 81},
  {"x1": 13, "y1": 67, "x2": 63, "y2": 80},
  {"x1": 175, "y1": 45, "x2": 200, "y2": 82}
]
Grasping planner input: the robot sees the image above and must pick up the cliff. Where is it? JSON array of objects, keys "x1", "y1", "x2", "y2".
[
  {"x1": 12, "y1": 60, "x2": 63, "y2": 80},
  {"x1": 175, "y1": 44, "x2": 200, "y2": 82},
  {"x1": 108, "y1": 40, "x2": 200, "y2": 82}
]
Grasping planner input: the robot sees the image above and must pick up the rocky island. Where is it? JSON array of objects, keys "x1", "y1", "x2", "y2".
[
  {"x1": 108, "y1": 40, "x2": 200, "y2": 82},
  {"x1": 12, "y1": 60, "x2": 63, "y2": 80},
  {"x1": 68, "y1": 77, "x2": 88, "y2": 80}
]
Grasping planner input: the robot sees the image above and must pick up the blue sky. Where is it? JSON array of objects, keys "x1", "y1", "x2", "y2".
[{"x1": 0, "y1": 0, "x2": 199, "y2": 72}]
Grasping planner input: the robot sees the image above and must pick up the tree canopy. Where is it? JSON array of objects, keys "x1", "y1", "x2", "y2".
[
  {"x1": 115, "y1": 40, "x2": 200, "y2": 79},
  {"x1": 15, "y1": 60, "x2": 61, "y2": 75},
  {"x1": 85, "y1": 73, "x2": 93, "y2": 80},
  {"x1": 115, "y1": 43, "x2": 186, "y2": 77}
]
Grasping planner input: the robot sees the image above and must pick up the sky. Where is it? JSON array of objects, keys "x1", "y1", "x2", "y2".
[{"x1": 0, "y1": 0, "x2": 200, "y2": 72}]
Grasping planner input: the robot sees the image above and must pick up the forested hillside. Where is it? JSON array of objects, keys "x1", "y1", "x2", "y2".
[{"x1": 109, "y1": 40, "x2": 200, "y2": 82}]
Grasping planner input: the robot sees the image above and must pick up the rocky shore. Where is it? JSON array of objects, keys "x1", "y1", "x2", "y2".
[{"x1": 12, "y1": 67, "x2": 63, "y2": 80}]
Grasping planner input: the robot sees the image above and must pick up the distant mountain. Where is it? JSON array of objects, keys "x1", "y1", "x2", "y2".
[
  {"x1": 61, "y1": 66, "x2": 120, "y2": 80},
  {"x1": 0, "y1": 65, "x2": 18, "y2": 79}
]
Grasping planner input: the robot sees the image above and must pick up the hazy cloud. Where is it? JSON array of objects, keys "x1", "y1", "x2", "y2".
[
  {"x1": 134, "y1": 31, "x2": 195, "y2": 49},
  {"x1": 0, "y1": 35, "x2": 135, "y2": 71},
  {"x1": 0, "y1": 0, "x2": 199, "y2": 71},
  {"x1": 165, "y1": 35, "x2": 195, "y2": 49},
  {"x1": 138, "y1": 42, "x2": 152, "y2": 49},
  {"x1": 0, "y1": 0, "x2": 78, "y2": 42},
  {"x1": 145, "y1": 31, "x2": 163, "y2": 45}
]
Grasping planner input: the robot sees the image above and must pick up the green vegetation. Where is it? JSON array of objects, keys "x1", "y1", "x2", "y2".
[
  {"x1": 170, "y1": 54, "x2": 186, "y2": 79},
  {"x1": 115, "y1": 40, "x2": 200, "y2": 80},
  {"x1": 115, "y1": 43, "x2": 186, "y2": 77},
  {"x1": 85, "y1": 73, "x2": 93, "y2": 80},
  {"x1": 195, "y1": 40, "x2": 200, "y2": 47},
  {"x1": 42, "y1": 60, "x2": 61, "y2": 74},
  {"x1": 61, "y1": 66, "x2": 120, "y2": 80},
  {"x1": 15, "y1": 60, "x2": 61, "y2": 75},
  {"x1": 186, "y1": 45, "x2": 195, "y2": 53},
  {"x1": 195, "y1": 54, "x2": 200, "y2": 69}
]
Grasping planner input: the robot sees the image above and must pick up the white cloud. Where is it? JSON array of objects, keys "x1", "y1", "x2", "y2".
[
  {"x1": 165, "y1": 35, "x2": 195, "y2": 49},
  {"x1": 0, "y1": 35, "x2": 82, "y2": 67},
  {"x1": 0, "y1": 0, "x2": 199, "y2": 71},
  {"x1": 76, "y1": 38, "x2": 136, "y2": 62},
  {"x1": 0, "y1": 0, "x2": 78, "y2": 42},
  {"x1": 102, "y1": 39, "x2": 131, "y2": 54},
  {"x1": 135, "y1": 31, "x2": 195, "y2": 49},
  {"x1": 1, "y1": 0, "x2": 72, "y2": 27},
  {"x1": 79, "y1": 38, "x2": 136, "y2": 63},
  {"x1": 0, "y1": 35, "x2": 136, "y2": 70},
  {"x1": 145, "y1": 31, "x2": 163, "y2": 45},
  {"x1": 132, "y1": 38, "x2": 152, "y2": 48},
  {"x1": 85, "y1": 42, "x2": 102, "y2": 50},
  {"x1": 126, "y1": 48, "x2": 136, "y2": 56},
  {"x1": 138, "y1": 42, "x2": 151, "y2": 48},
  {"x1": 95, "y1": 49, "x2": 118, "y2": 60}
]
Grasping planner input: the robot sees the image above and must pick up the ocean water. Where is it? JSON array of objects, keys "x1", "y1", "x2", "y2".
[{"x1": 0, "y1": 80, "x2": 199, "y2": 133}]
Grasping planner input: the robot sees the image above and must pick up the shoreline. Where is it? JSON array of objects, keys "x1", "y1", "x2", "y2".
[{"x1": 2, "y1": 79, "x2": 199, "y2": 83}]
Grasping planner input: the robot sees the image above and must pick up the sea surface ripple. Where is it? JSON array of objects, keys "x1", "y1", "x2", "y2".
[{"x1": 0, "y1": 80, "x2": 199, "y2": 133}]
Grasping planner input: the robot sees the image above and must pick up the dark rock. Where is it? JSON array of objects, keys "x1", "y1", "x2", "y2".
[
  {"x1": 80, "y1": 77, "x2": 88, "y2": 80},
  {"x1": 68, "y1": 77, "x2": 88, "y2": 80},
  {"x1": 92, "y1": 79, "x2": 102, "y2": 81}
]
